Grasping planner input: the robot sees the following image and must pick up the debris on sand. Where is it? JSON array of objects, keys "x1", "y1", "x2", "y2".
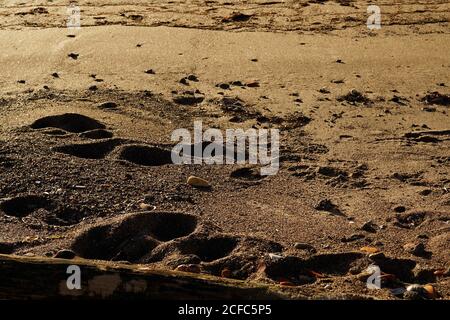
[
  {"x1": 404, "y1": 284, "x2": 437, "y2": 300},
  {"x1": 293, "y1": 242, "x2": 316, "y2": 253},
  {"x1": 337, "y1": 89, "x2": 372, "y2": 105},
  {"x1": 187, "y1": 176, "x2": 210, "y2": 188},
  {"x1": 139, "y1": 203, "x2": 155, "y2": 211},
  {"x1": 128, "y1": 14, "x2": 144, "y2": 22},
  {"x1": 230, "y1": 167, "x2": 263, "y2": 181},
  {"x1": 314, "y1": 199, "x2": 344, "y2": 216},
  {"x1": 394, "y1": 205, "x2": 406, "y2": 213},
  {"x1": 187, "y1": 74, "x2": 199, "y2": 82},
  {"x1": 423, "y1": 284, "x2": 438, "y2": 298},
  {"x1": 220, "y1": 96, "x2": 245, "y2": 112},
  {"x1": 341, "y1": 233, "x2": 365, "y2": 243},
  {"x1": 394, "y1": 211, "x2": 427, "y2": 229},
  {"x1": 222, "y1": 12, "x2": 253, "y2": 23},
  {"x1": 31, "y1": 7, "x2": 49, "y2": 14},
  {"x1": 215, "y1": 81, "x2": 246, "y2": 90},
  {"x1": 316, "y1": 166, "x2": 345, "y2": 177},
  {"x1": 218, "y1": 96, "x2": 263, "y2": 122},
  {"x1": 16, "y1": 7, "x2": 48, "y2": 15},
  {"x1": 282, "y1": 112, "x2": 311, "y2": 130},
  {"x1": 360, "y1": 246, "x2": 379, "y2": 254},
  {"x1": 68, "y1": 53, "x2": 79, "y2": 60},
  {"x1": 361, "y1": 220, "x2": 378, "y2": 233},
  {"x1": 421, "y1": 92, "x2": 450, "y2": 106},
  {"x1": 403, "y1": 242, "x2": 430, "y2": 258},
  {"x1": 173, "y1": 91, "x2": 204, "y2": 105},
  {"x1": 390, "y1": 95, "x2": 409, "y2": 105},
  {"x1": 246, "y1": 81, "x2": 260, "y2": 88},
  {"x1": 175, "y1": 264, "x2": 201, "y2": 273},
  {"x1": 217, "y1": 83, "x2": 230, "y2": 90}
]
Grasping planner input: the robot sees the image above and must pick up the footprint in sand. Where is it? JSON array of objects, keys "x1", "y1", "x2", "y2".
[
  {"x1": 0, "y1": 195, "x2": 87, "y2": 226},
  {"x1": 31, "y1": 113, "x2": 105, "y2": 133}
]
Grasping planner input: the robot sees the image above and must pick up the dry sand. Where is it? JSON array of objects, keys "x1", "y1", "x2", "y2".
[{"x1": 0, "y1": 0, "x2": 449, "y2": 299}]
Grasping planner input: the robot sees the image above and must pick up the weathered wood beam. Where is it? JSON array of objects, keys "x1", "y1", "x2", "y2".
[{"x1": 0, "y1": 254, "x2": 291, "y2": 300}]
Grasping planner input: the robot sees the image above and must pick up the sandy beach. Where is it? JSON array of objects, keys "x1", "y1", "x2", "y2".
[{"x1": 0, "y1": 0, "x2": 449, "y2": 300}]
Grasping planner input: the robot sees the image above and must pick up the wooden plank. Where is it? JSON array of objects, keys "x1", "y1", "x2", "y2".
[{"x1": 0, "y1": 254, "x2": 291, "y2": 300}]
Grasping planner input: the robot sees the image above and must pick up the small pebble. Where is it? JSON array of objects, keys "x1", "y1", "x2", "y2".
[
  {"x1": 218, "y1": 83, "x2": 230, "y2": 90},
  {"x1": 423, "y1": 284, "x2": 437, "y2": 298},
  {"x1": 139, "y1": 203, "x2": 155, "y2": 211},
  {"x1": 407, "y1": 284, "x2": 424, "y2": 292},
  {"x1": 175, "y1": 264, "x2": 201, "y2": 274},
  {"x1": 187, "y1": 74, "x2": 198, "y2": 82},
  {"x1": 361, "y1": 220, "x2": 378, "y2": 233},
  {"x1": 394, "y1": 205, "x2": 406, "y2": 213},
  {"x1": 231, "y1": 80, "x2": 244, "y2": 86},
  {"x1": 246, "y1": 81, "x2": 260, "y2": 88},
  {"x1": 419, "y1": 189, "x2": 432, "y2": 196},
  {"x1": 403, "y1": 242, "x2": 427, "y2": 257},
  {"x1": 341, "y1": 233, "x2": 365, "y2": 243},
  {"x1": 68, "y1": 53, "x2": 79, "y2": 60},
  {"x1": 293, "y1": 242, "x2": 316, "y2": 253},
  {"x1": 360, "y1": 246, "x2": 379, "y2": 254},
  {"x1": 404, "y1": 284, "x2": 432, "y2": 300},
  {"x1": 268, "y1": 253, "x2": 283, "y2": 261},
  {"x1": 187, "y1": 176, "x2": 210, "y2": 188},
  {"x1": 315, "y1": 199, "x2": 343, "y2": 215}
]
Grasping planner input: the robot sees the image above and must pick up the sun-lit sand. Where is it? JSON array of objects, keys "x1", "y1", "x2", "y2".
[{"x1": 0, "y1": 0, "x2": 449, "y2": 299}]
